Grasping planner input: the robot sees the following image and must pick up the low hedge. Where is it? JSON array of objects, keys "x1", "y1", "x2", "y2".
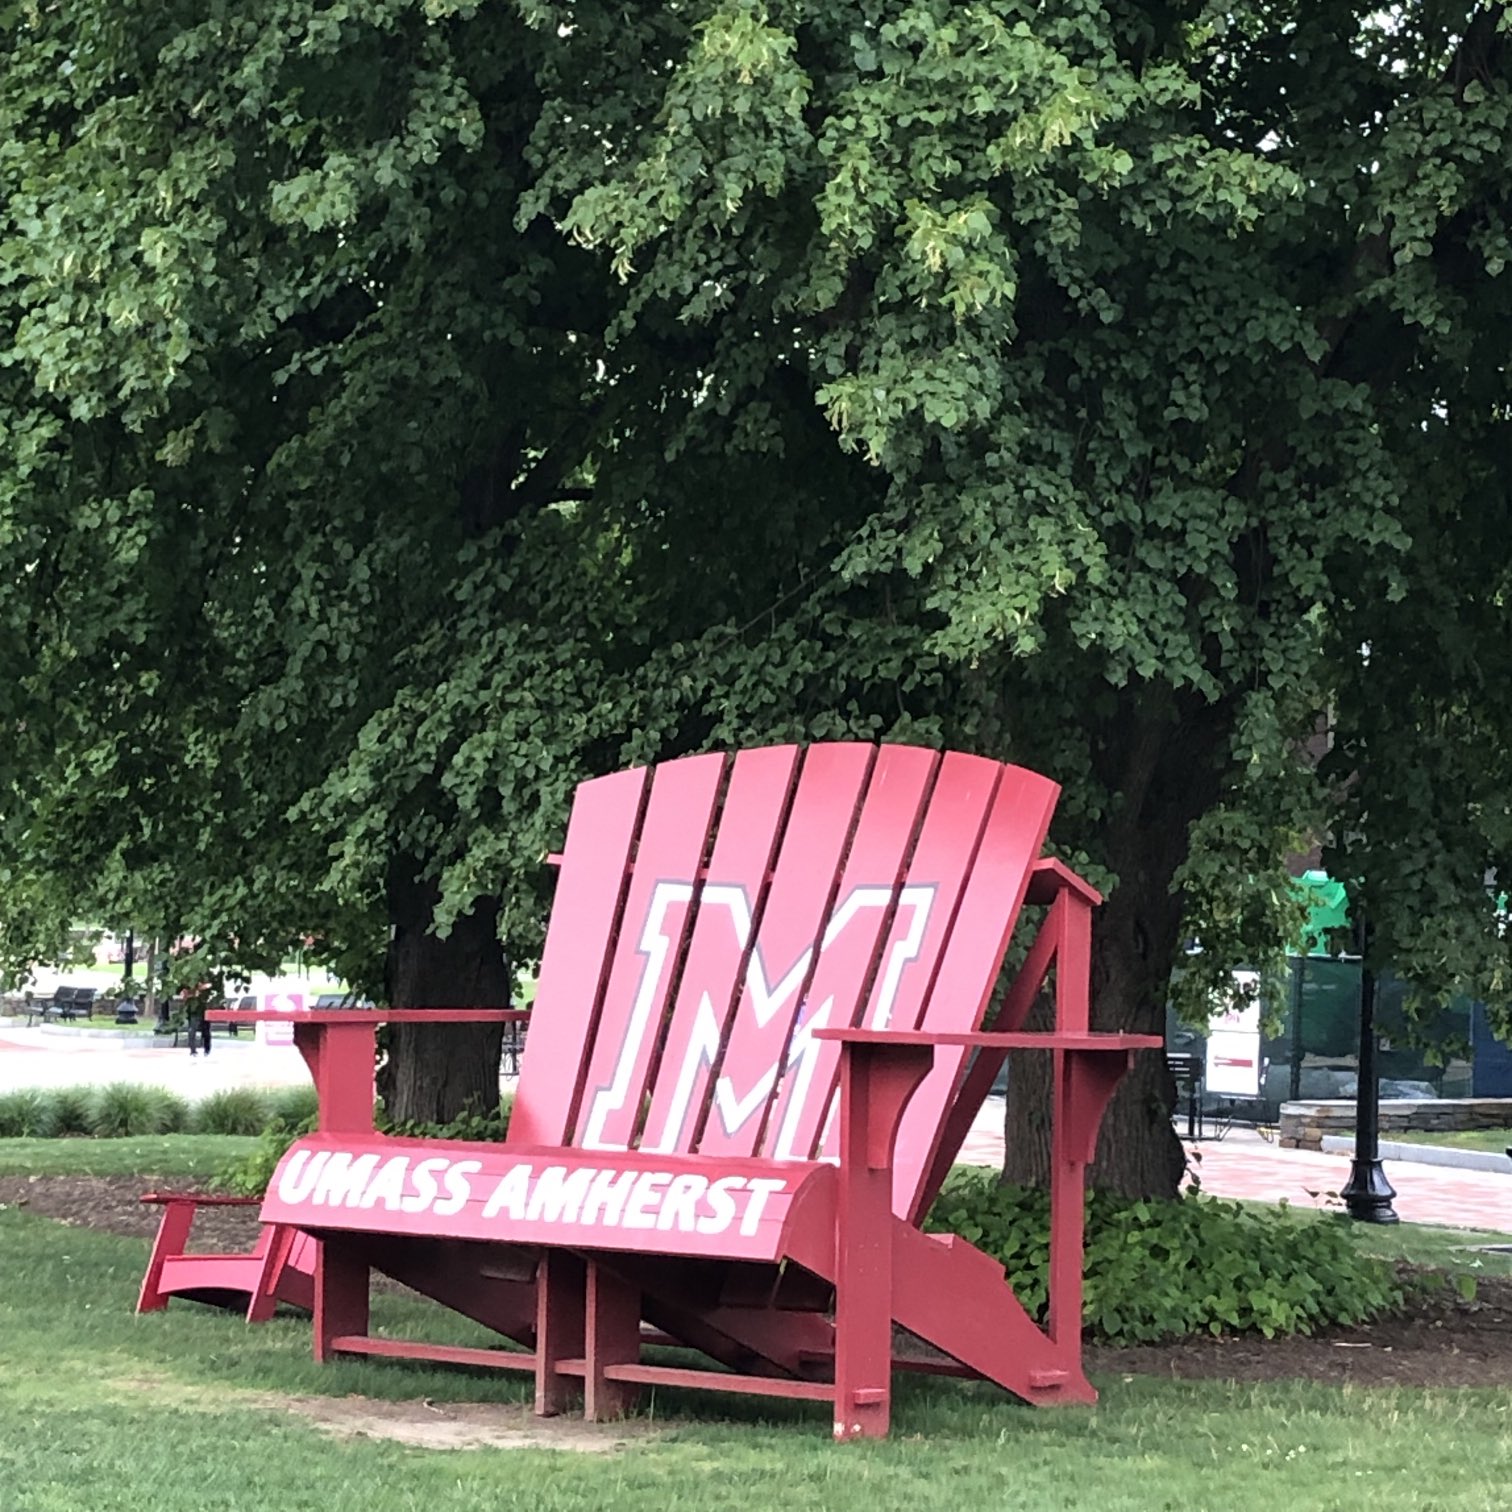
[
  {"x1": 925, "y1": 1167, "x2": 1402, "y2": 1343},
  {"x1": 216, "y1": 1095, "x2": 515, "y2": 1196},
  {"x1": 0, "y1": 1083, "x2": 273, "y2": 1139}
]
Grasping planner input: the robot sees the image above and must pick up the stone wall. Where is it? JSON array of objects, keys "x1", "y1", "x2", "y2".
[{"x1": 1278, "y1": 1097, "x2": 1512, "y2": 1151}]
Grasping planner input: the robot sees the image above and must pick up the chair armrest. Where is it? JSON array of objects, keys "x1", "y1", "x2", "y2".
[
  {"x1": 139, "y1": 1192, "x2": 263, "y2": 1207},
  {"x1": 815, "y1": 1028, "x2": 1163, "y2": 1052},
  {"x1": 205, "y1": 1008, "x2": 528, "y2": 1025},
  {"x1": 1025, "y1": 857, "x2": 1103, "y2": 907}
]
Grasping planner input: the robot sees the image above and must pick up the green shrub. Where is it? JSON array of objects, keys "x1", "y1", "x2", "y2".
[
  {"x1": 90, "y1": 1083, "x2": 186, "y2": 1138},
  {"x1": 924, "y1": 1168, "x2": 1402, "y2": 1344},
  {"x1": 190, "y1": 1087, "x2": 271, "y2": 1137},
  {"x1": 0, "y1": 1089, "x2": 52, "y2": 1138},
  {"x1": 265, "y1": 1085, "x2": 320, "y2": 1132},
  {"x1": 383, "y1": 1092, "x2": 513, "y2": 1144},
  {"x1": 46, "y1": 1085, "x2": 96, "y2": 1137},
  {"x1": 154, "y1": 1090, "x2": 191, "y2": 1134},
  {"x1": 217, "y1": 1113, "x2": 318, "y2": 1196}
]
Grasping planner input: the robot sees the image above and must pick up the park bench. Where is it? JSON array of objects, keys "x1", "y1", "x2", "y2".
[
  {"x1": 25, "y1": 985, "x2": 99, "y2": 1024},
  {"x1": 164, "y1": 743, "x2": 1155, "y2": 1439}
]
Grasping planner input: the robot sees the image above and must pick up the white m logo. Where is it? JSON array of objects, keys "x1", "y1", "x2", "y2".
[{"x1": 580, "y1": 882, "x2": 935, "y2": 1157}]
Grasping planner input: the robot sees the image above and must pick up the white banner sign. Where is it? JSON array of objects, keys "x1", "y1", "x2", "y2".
[{"x1": 1205, "y1": 970, "x2": 1263, "y2": 1098}]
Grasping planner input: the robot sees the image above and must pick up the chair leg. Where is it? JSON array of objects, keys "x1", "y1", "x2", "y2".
[
  {"x1": 534, "y1": 1250, "x2": 586, "y2": 1418},
  {"x1": 313, "y1": 1238, "x2": 369, "y2": 1362},
  {"x1": 833, "y1": 1159, "x2": 895, "y2": 1440},
  {"x1": 136, "y1": 1200, "x2": 196, "y2": 1314},
  {"x1": 583, "y1": 1261, "x2": 640, "y2": 1422},
  {"x1": 246, "y1": 1224, "x2": 295, "y2": 1323},
  {"x1": 833, "y1": 1042, "x2": 932, "y2": 1440}
]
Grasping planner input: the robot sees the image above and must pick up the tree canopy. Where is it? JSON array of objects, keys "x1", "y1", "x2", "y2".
[{"x1": 3, "y1": 2, "x2": 1510, "y2": 1189}]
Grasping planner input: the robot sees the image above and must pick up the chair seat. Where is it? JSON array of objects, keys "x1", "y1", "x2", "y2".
[{"x1": 261, "y1": 1133, "x2": 837, "y2": 1265}]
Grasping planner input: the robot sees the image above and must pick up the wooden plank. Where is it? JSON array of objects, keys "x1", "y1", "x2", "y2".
[
  {"x1": 329, "y1": 1336, "x2": 535, "y2": 1371},
  {"x1": 784, "y1": 749, "x2": 997, "y2": 1168},
  {"x1": 758, "y1": 745, "x2": 939, "y2": 1162},
  {"x1": 816, "y1": 1030, "x2": 1161, "y2": 1051},
  {"x1": 206, "y1": 1010, "x2": 526, "y2": 1024},
  {"x1": 509, "y1": 766, "x2": 649, "y2": 1147},
  {"x1": 693, "y1": 744, "x2": 876, "y2": 1161},
  {"x1": 573, "y1": 753, "x2": 728, "y2": 1150},
  {"x1": 890, "y1": 762, "x2": 1061, "y2": 1221},
  {"x1": 640, "y1": 745, "x2": 801, "y2": 1154},
  {"x1": 552, "y1": 1359, "x2": 835, "y2": 1401}
]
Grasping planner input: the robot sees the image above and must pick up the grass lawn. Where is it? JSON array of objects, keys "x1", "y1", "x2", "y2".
[
  {"x1": 2, "y1": 1149, "x2": 1510, "y2": 1511},
  {"x1": 2, "y1": 1214, "x2": 1511, "y2": 1512},
  {"x1": 0, "y1": 1134, "x2": 258, "y2": 1179},
  {"x1": 1349, "y1": 1218, "x2": 1512, "y2": 1280},
  {"x1": 1393, "y1": 1129, "x2": 1512, "y2": 1156}
]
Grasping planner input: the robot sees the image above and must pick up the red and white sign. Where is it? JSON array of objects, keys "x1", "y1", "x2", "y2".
[
  {"x1": 261, "y1": 1136, "x2": 827, "y2": 1263},
  {"x1": 256, "y1": 992, "x2": 307, "y2": 1047},
  {"x1": 1205, "y1": 971, "x2": 1263, "y2": 1098}
]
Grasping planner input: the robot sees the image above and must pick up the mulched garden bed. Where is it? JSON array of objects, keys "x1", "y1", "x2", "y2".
[{"x1": 5, "y1": 1172, "x2": 1510, "y2": 1388}]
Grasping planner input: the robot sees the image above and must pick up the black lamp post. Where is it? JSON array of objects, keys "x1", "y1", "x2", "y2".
[{"x1": 1340, "y1": 918, "x2": 1399, "y2": 1224}]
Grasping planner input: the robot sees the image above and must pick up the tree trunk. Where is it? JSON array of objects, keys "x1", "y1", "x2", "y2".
[
  {"x1": 1000, "y1": 907, "x2": 1186, "y2": 1199},
  {"x1": 378, "y1": 860, "x2": 511, "y2": 1126},
  {"x1": 1001, "y1": 686, "x2": 1232, "y2": 1199}
]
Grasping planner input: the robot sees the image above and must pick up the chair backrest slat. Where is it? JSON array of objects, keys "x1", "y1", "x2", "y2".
[
  {"x1": 889, "y1": 761, "x2": 1060, "y2": 1221},
  {"x1": 507, "y1": 766, "x2": 648, "y2": 1147},
  {"x1": 754, "y1": 743, "x2": 942, "y2": 1163},
  {"x1": 573, "y1": 752, "x2": 728, "y2": 1151},
  {"x1": 639, "y1": 744, "x2": 802, "y2": 1155},
  {"x1": 690, "y1": 744, "x2": 878, "y2": 1162},
  {"x1": 774, "y1": 748, "x2": 1003, "y2": 1166}
]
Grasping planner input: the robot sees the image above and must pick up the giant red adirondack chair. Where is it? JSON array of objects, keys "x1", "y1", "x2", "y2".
[{"x1": 220, "y1": 744, "x2": 1155, "y2": 1439}]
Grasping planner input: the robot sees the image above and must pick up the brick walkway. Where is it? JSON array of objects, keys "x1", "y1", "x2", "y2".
[{"x1": 960, "y1": 1103, "x2": 1512, "y2": 1233}]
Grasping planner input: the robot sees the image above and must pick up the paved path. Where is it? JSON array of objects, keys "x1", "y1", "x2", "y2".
[
  {"x1": 0, "y1": 1023, "x2": 310, "y2": 1099},
  {"x1": 961, "y1": 1101, "x2": 1512, "y2": 1233},
  {"x1": 5, "y1": 1024, "x2": 1509, "y2": 1233}
]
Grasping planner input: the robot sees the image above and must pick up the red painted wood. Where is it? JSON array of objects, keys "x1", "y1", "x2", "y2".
[
  {"x1": 791, "y1": 750, "x2": 996, "y2": 1169},
  {"x1": 640, "y1": 745, "x2": 801, "y2": 1154},
  {"x1": 693, "y1": 744, "x2": 876, "y2": 1162},
  {"x1": 816, "y1": 1029, "x2": 1160, "y2": 1051},
  {"x1": 510, "y1": 766, "x2": 648, "y2": 1147},
  {"x1": 886, "y1": 1219, "x2": 1094, "y2": 1404},
  {"x1": 206, "y1": 1010, "x2": 525, "y2": 1024},
  {"x1": 136, "y1": 1200, "x2": 195, "y2": 1313},
  {"x1": 554, "y1": 1361, "x2": 835, "y2": 1401},
  {"x1": 573, "y1": 753, "x2": 728, "y2": 1150},
  {"x1": 314, "y1": 1239, "x2": 369, "y2": 1364},
  {"x1": 299, "y1": 1020, "x2": 379, "y2": 1134},
  {"x1": 758, "y1": 745, "x2": 939, "y2": 1163},
  {"x1": 1054, "y1": 891, "x2": 1093, "y2": 1034},
  {"x1": 584, "y1": 1261, "x2": 642, "y2": 1420},
  {"x1": 833, "y1": 1041, "x2": 933, "y2": 1440},
  {"x1": 536, "y1": 1249, "x2": 587, "y2": 1415},
  {"x1": 1044, "y1": 1047, "x2": 1131, "y2": 1348},
  {"x1": 140, "y1": 1192, "x2": 262, "y2": 1206},
  {"x1": 893, "y1": 763, "x2": 1061, "y2": 1220},
  {"x1": 1025, "y1": 856, "x2": 1103, "y2": 907},
  {"x1": 215, "y1": 745, "x2": 1151, "y2": 1439},
  {"x1": 137, "y1": 1197, "x2": 315, "y2": 1320},
  {"x1": 261, "y1": 1134, "x2": 834, "y2": 1265},
  {"x1": 910, "y1": 890, "x2": 1075, "y2": 1210},
  {"x1": 330, "y1": 1336, "x2": 535, "y2": 1370}
]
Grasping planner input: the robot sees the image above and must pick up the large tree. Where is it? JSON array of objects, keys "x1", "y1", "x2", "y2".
[{"x1": 3, "y1": 3, "x2": 1510, "y2": 1190}]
